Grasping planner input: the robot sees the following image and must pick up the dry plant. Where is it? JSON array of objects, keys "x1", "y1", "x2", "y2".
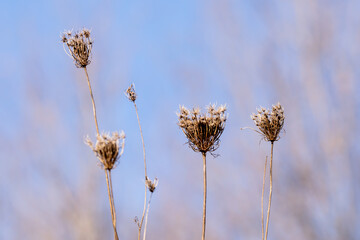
[
  {"x1": 125, "y1": 84, "x2": 158, "y2": 240},
  {"x1": 245, "y1": 103, "x2": 285, "y2": 240},
  {"x1": 177, "y1": 104, "x2": 227, "y2": 240},
  {"x1": 62, "y1": 28, "x2": 124, "y2": 240}
]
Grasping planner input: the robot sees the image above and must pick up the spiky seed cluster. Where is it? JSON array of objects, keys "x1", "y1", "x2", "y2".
[
  {"x1": 86, "y1": 132, "x2": 125, "y2": 170},
  {"x1": 125, "y1": 84, "x2": 137, "y2": 102},
  {"x1": 178, "y1": 104, "x2": 227, "y2": 154},
  {"x1": 62, "y1": 28, "x2": 93, "y2": 68},
  {"x1": 251, "y1": 102, "x2": 285, "y2": 142},
  {"x1": 145, "y1": 177, "x2": 159, "y2": 193}
]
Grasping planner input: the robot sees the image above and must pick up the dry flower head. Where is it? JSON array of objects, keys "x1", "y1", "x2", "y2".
[
  {"x1": 177, "y1": 104, "x2": 227, "y2": 154},
  {"x1": 251, "y1": 102, "x2": 285, "y2": 142},
  {"x1": 145, "y1": 177, "x2": 159, "y2": 193},
  {"x1": 125, "y1": 84, "x2": 137, "y2": 102},
  {"x1": 62, "y1": 28, "x2": 93, "y2": 68},
  {"x1": 86, "y1": 131, "x2": 125, "y2": 170}
]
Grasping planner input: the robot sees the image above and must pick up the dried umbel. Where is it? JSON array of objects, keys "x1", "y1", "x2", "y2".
[
  {"x1": 62, "y1": 28, "x2": 93, "y2": 68},
  {"x1": 86, "y1": 132, "x2": 125, "y2": 170},
  {"x1": 178, "y1": 104, "x2": 227, "y2": 154},
  {"x1": 251, "y1": 102, "x2": 285, "y2": 142},
  {"x1": 145, "y1": 177, "x2": 158, "y2": 193},
  {"x1": 125, "y1": 84, "x2": 137, "y2": 102}
]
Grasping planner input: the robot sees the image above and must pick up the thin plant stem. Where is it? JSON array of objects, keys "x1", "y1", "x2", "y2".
[
  {"x1": 133, "y1": 102, "x2": 148, "y2": 240},
  {"x1": 142, "y1": 192, "x2": 154, "y2": 240},
  {"x1": 202, "y1": 152, "x2": 207, "y2": 240},
  {"x1": 84, "y1": 67, "x2": 100, "y2": 136},
  {"x1": 265, "y1": 142, "x2": 274, "y2": 240},
  {"x1": 261, "y1": 156, "x2": 268, "y2": 240},
  {"x1": 138, "y1": 186, "x2": 147, "y2": 240},
  {"x1": 84, "y1": 67, "x2": 118, "y2": 238},
  {"x1": 134, "y1": 102, "x2": 147, "y2": 177},
  {"x1": 105, "y1": 170, "x2": 119, "y2": 240},
  {"x1": 109, "y1": 170, "x2": 117, "y2": 224}
]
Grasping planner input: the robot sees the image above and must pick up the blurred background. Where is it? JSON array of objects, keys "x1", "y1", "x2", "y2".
[{"x1": 1, "y1": 0, "x2": 359, "y2": 239}]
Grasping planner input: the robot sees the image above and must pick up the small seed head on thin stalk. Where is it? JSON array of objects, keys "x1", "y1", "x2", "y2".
[
  {"x1": 125, "y1": 84, "x2": 137, "y2": 102},
  {"x1": 145, "y1": 177, "x2": 159, "y2": 193},
  {"x1": 177, "y1": 104, "x2": 227, "y2": 155},
  {"x1": 86, "y1": 131, "x2": 125, "y2": 170},
  {"x1": 61, "y1": 28, "x2": 93, "y2": 68},
  {"x1": 251, "y1": 102, "x2": 285, "y2": 142}
]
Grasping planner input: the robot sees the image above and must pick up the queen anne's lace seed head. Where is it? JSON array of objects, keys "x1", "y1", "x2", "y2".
[
  {"x1": 177, "y1": 104, "x2": 227, "y2": 154},
  {"x1": 86, "y1": 131, "x2": 125, "y2": 170},
  {"x1": 125, "y1": 84, "x2": 137, "y2": 102},
  {"x1": 145, "y1": 177, "x2": 159, "y2": 193},
  {"x1": 61, "y1": 28, "x2": 93, "y2": 68},
  {"x1": 251, "y1": 102, "x2": 285, "y2": 142}
]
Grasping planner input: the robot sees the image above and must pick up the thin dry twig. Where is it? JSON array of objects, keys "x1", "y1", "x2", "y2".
[
  {"x1": 84, "y1": 67, "x2": 100, "y2": 136},
  {"x1": 125, "y1": 84, "x2": 152, "y2": 240},
  {"x1": 202, "y1": 152, "x2": 207, "y2": 240},
  {"x1": 262, "y1": 156, "x2": 268, "y2": 240},
  {"x1": 265, "y1": 143, "x2": 274, "y2": 240}
]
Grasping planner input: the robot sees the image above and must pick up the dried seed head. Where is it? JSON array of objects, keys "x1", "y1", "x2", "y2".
[
  {"x1": 125, "y1": 84, "x2": 137, "y2": 102},
  {"x1": 62, "y1": 28, "x2": 93, "y2": 68},
  {"x1": 251, "y1": 102, "x2": 285, "y2": 142},
  {"x1": 86, "y1": 131, "x2": 125, "y2": 170},
  {"x1": 177, "y1": 104, "x2": 227, "y2": 154},
  {"x1": 145, "y1": 177, "x2": 159, "y2": 193}
]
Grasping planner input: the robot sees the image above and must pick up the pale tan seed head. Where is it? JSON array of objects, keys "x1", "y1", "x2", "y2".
[
  {"x1": 145, "y1": 177, "x2": 159, "y2": 193},
  {"x1": 125, "y1": 84, "x2": 137, "y2": 102},
  {"x1": 177, "y1": 104, "x2": 227, "y2": 154},
  {"x1": 251, "y1": 102, "x2": 285, "y2": 142},
  {"x1": 86, "y1": 131, "x2": 125, "y2": 170},
  {"x1": 62, "y1": 28, "x2": 93, "y2": 68}
]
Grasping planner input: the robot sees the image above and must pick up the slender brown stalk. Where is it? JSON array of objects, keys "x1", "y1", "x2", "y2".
[
  {"x1": 202, "y1": 152, "x2": 207, "y2": 240},
  {"x1": 142, "y1": 192, "x2": 154, "y2": 240},
  {"x1": 261, "y1": 156, "x2": 268, "y2": 240},
  {"x1": 264, "y1": 143, "x2": 274, "y2": 240},
  {"x1": 84, "y1": 67, "x2": 99, "y2": 136},
  {"x1": 105, "y1": 170, "x2": 119, "y2": 240},
  {"x1": 134, "y1": 102, "x2": 147, "y2": 177},
  {"x1": 133, "y1": 102, "x2": 148, "y2": 240},
  {"x1": 108, "y1": 170, "x2": 117, "y2": 223}
]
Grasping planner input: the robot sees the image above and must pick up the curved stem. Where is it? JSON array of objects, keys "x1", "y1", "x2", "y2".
[
  {"x1": 105, "y1": 170, "x2": 119, "y2": 240},
  {"x1": 261, "y1": 156, "x2": 268, "y2": 240},
  {"x1": 133, "y1": 102, "x2": 148, "y2": 240},
  {"x1": 142, "y1": 192, "x2": 153, "y2": 240},
  {"x1": 134, "y1": 102, "x2": 147, "y2": 177},
  {"x1": 202, "y1": 152, "x2": 207, "y2": 240},
  {"x1": 265, "y1": 143, "x2": 274, "y2": 240},
  {"x1": 84, "y1": 67, "x2": 100, "y2": 136}
]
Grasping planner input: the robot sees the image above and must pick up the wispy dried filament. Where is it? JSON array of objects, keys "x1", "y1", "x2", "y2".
[
  {"x1": 177, "y1": 104, "x2": 227, "y2": 154},
  {"x1": 251, "y1": 103, "x2": 284, "y2": 142},
  {"x1": 86, "y1": 132, "x2": 125, "y2": 170},
  {"x1": 62, "y1": 28, "x2": 93, "y2": 68}
]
